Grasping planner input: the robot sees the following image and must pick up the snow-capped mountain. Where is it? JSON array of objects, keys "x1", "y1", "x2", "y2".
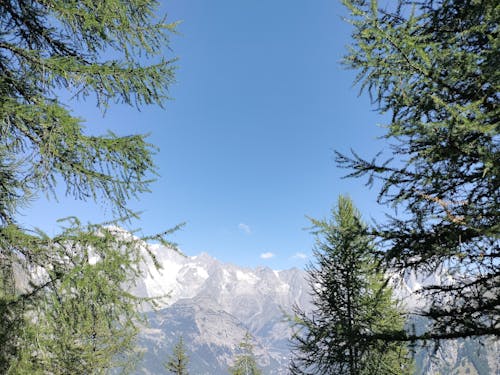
[
  {"x1": 135, "y1": 245, "x2": 310, "y2": 314},
  {"x1": 132, "y1": 244, "x2": 310, "y2": 374},
  {"x1": 132, "y1": 242, "x2": 498, "y2": 375}
]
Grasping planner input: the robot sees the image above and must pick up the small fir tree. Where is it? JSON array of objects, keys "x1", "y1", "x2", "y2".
[
  {"x1": 229, "y1": 332, "x2": 262, "y2": 375},
  {"x1": 165, "y1": 336, "x2": 189, "y2": 375}
]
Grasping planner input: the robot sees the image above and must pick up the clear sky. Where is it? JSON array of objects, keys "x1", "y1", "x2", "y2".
[{"x1": 23, "y1": 0, "x2": 392, "y2": 270}]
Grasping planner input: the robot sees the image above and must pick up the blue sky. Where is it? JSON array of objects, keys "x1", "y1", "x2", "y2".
[{"x1": 24, "y1": 0, "x2": 392, "y2": 270}]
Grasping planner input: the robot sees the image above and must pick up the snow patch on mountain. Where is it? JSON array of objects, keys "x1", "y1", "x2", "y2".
[{"x1": 130, "y1": 238, "x2": 497, "y2": 375}]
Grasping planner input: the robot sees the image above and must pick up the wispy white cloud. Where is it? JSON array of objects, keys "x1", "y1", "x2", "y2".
[
  {"x1": 238, "y1": 223, "x2": 252, "y2": 234},
  {"x1": 260, "y1": 252, "x2": 275, "y2": 260},
  {"x1": 292, "y1": 252, "x2": 308, "y2": 260}
]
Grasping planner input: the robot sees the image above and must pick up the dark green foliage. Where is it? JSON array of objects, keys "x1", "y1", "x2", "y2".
[
  {"x1": 165, "y1": 337, "x2": 190, "y2": 375},
  {"x1": 3, "y1": 223, "x2": 152, "y2": 373},
  {"x1": 410, "y1": 315, "x2": 494, "y2": 375},
  {"x1": 229, "y1": 332, "x2": 262, "y2": 375},
  {"x1": 338, "y1": 0, "x2": 499, "y2": 341},
  {"x1": 290, "y1": 196, "x2": 413, "y2": 375},
  {"x1": 0, "y1": 0, "x2": 177, "y2": 221},
  {"x1": 0, "y1": 0, "x2": 177, "y2": 372}
]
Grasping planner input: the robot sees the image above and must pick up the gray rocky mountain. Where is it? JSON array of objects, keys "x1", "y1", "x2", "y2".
[
  {"x1": 133, "y1": 244, "x2": 309, "y2": 374},
  {"x1": 131, "y1": 241, "x2": 498, "y2": 375}
]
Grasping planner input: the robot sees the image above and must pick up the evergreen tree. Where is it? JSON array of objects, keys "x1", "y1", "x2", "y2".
[
  {"x1": 165, "y1": 336, "x2": 189, "y2": 375},
  {"x1": 0, "y1": 0, "x2": 177, "y2": 372},
  {"x1": 229, "y1": 332, "x2": 262, "y2": 375},
  {"x1": 290, "y1": 196, "x2": 413, "y2": 375},
  {"x1": 338, "y1": 0, "x2": 499, "y2": 341}
]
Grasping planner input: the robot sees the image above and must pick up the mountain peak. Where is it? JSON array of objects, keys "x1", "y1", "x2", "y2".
[{"x1": 132, "y1": 236, "x2": 497, "y2": 375}]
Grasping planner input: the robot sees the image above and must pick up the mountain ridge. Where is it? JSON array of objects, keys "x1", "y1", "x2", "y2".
[{"x1": 126, "y1": 234, "x2": 499, "y2": 374}]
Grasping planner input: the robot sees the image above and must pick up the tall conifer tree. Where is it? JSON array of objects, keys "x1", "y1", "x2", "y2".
[
  {"x1": 338, "y1": 0, "x2": 499, "y2": 341},
  {"x1": 0, "y1": 0, "x2": 177, "y2": 372},
  {"x1": 290, "y1": 196, "x2": 412, "y2": 375}
]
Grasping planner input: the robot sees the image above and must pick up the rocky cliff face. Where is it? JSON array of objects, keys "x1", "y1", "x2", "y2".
[{"x1": 132, "y1": 243, "x2": 498, "y2": 375}]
